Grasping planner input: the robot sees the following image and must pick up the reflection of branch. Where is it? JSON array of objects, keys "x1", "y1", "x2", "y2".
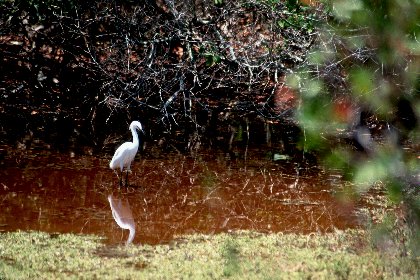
[{"x1": 222, "y1": 215, "x2": 256, "y2": 228}]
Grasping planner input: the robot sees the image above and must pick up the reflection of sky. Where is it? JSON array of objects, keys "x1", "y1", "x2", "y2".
[{"x1": 108, "y1": 194, "x2": 136, "y2": 245}]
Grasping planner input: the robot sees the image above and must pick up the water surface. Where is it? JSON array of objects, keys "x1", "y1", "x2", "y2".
[{"x1": 0, "y1": 149, "x2": 358, "y2": 245}]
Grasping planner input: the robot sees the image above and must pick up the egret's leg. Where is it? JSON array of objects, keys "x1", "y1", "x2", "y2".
[
  {"x1": 119, "y1": 170, "x2": 123, "y2": 187},
  {"x1": 125, "y1": 164, "x2": 131, "y2": 187},
  {"x1": 113, "y1": 170, "x2": 122, "y2": 187},
  {"x1": 125, "y1": 170, "x2": 129, "y2": 187}
]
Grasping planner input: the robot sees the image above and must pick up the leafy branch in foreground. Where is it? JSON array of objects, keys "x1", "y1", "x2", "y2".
[{"x1": 291, "y1": 0, "x2": 419, "y2": 258}]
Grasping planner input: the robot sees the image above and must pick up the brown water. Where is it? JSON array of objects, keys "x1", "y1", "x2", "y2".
[{"x1": 0, "y1": 149, "x2": 358, "y2": 245}]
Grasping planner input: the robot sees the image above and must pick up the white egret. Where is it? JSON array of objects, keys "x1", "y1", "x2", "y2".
[
  {"x1": 110, "y1": 121, "x2": 143, "y2": 186},
  {"x1": 108, "y1": 194, "x2": 136, "y2": 245}
]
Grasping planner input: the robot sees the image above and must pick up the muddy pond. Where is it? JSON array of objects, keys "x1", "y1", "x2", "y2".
[{"x1": 0, "y1": 147, "x2": 359, "y2": 245}]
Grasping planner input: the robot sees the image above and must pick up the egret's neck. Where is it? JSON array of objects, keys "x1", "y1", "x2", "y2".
[
  {"x1": 127, "y1": 227, "x2": 136, "y2": 245},
  {"x1": 131, "y1": 128, "x2": 139, "y2": 147}
]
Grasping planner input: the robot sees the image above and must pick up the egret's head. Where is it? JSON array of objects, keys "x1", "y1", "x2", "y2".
[{"x1": 129, "y1": 121, "x2": 143, "y2": 132}]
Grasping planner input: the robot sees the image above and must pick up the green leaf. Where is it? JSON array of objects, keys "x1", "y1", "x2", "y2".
[
  {"x1": 350, "y1": 68, "x2": 374, "y2": 99},
  {"x1": 353, "y1": 161, "x2": 388, "y2": 193}
]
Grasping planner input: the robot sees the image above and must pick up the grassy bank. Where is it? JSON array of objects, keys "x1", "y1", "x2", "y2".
[{"x1": 0, "y1": 229, "x2": 418, "y2": 279}]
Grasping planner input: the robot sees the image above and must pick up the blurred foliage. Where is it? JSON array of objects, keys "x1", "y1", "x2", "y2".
[{"x1": 291, "y1": 0, "x2": 419, "y2": 258}]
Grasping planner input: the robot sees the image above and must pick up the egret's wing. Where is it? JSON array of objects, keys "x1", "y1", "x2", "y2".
[
  {"x1": 111, "y1": 142, "x2": 130, "y2": 159},
  {"x1": 109, "y1": 142, "x2": 131, "y2": 169}
]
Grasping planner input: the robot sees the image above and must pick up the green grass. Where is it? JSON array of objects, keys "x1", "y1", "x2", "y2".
[{"x1": 0, "y1": 229, "x2": 418, "y2": 279}]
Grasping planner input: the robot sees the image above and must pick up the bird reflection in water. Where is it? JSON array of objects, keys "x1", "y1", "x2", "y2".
[{"x1": 108, "y1": 194, "x2": 136, "y2": 245}]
